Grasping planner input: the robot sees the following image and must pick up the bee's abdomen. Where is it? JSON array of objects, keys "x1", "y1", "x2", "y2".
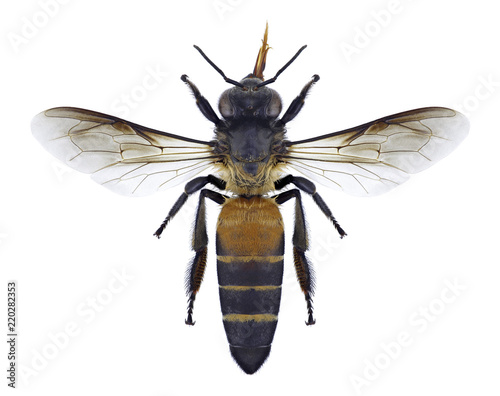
[{"x1": 216, "y1": 197, "x2": 284, "y2": 374}]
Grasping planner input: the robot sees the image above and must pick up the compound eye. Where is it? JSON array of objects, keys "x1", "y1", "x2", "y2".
[
  {"x1": 218, "y1": 91, "x2": 234, "y2": 118},
  {"x1": 266, "y1": 90, "x2": 282, "y2": 118}
]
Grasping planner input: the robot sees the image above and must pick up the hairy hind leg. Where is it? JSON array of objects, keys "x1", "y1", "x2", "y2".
[
  {"x1": 185, "y1": 189, "x2": 226, "y2": 325},
  {"x1": 274, "y1": 189, "x2": 316, "y2": 325}
]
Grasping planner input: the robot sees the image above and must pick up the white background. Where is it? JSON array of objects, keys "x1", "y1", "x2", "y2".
[{"x1": 1, "y1": 0, "x2": 499, "y2": 395}]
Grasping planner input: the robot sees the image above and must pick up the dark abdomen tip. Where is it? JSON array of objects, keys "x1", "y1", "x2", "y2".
[{"x1": 230, "y1": 345, "x2": 271, "y2": 375}]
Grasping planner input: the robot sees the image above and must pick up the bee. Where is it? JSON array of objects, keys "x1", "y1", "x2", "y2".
[{"x1": 31, "y1": 24, "x2": 469, "y2": 374}]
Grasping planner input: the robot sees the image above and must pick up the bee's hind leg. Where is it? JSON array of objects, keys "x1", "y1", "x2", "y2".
[
  {"x1": 185, "y1": 189, "x2": 226, "y2": 325},
  {"x1": 274, "y1": 189, "x2": 316, "y2": 326}
]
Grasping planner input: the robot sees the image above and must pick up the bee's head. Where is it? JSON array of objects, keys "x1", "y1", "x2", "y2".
[{"x1": 218, "y1": 77, "x2": 282, "y2": 120}]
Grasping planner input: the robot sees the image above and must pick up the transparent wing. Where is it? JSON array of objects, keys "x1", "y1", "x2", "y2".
[
  {"x1": 32, "y1": 107, "x2": 217, "y2": 196},
  {"x1": 285, "y1": 107, "x2": 469, "y2": 196}
]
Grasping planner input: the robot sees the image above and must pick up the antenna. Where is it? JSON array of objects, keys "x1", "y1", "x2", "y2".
[
  {"x1": 194, "y1": 22, "x2": 308, "y2": 89},
  {"x1": 256, "y1": 45, "x2": 307, "y2": 88},
  {"x1": 193, "y1": 45, "x2": 244, "y2": 88}
]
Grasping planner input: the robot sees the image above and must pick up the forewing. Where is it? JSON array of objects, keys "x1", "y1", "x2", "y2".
[
  {"x1": 285, "y1": 107, "x2": 469, "y2": 196},
  {"x1": 32, "y1": 107, "x2": 216, "y2": 196}
]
